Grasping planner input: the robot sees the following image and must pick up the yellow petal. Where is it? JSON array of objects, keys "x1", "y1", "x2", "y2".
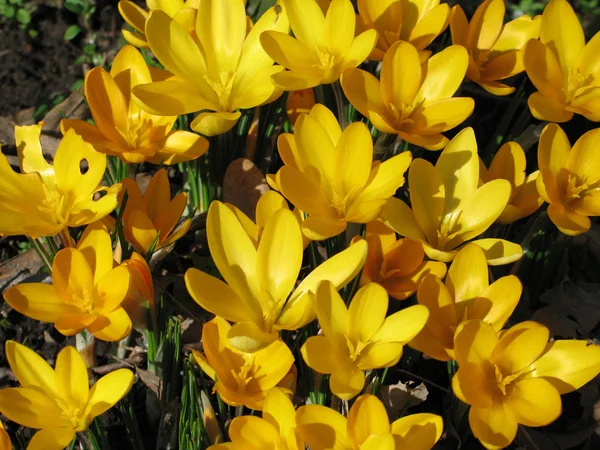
[
  {"x1": 118, "y1": 0, "x2": 147, "y2": 33},
  {"x1": 348, "y1": 283, "x2": 388, "y2": 344},
  {"x1": 566, "y1": 128, "x2": 600, "y2": 186},
  {"x1": 324, "y1": 0, "x2": 355, "y2": 58},
  {"x1": 28, "y1": 428, "x2": 75, "y2": 450},
  {"x1": 227, "y1": 416, "x2": 279, "y2": 447},
  {"x1": 277, "y1": 166, "x2": 335, "y2": 217},
  {"x1": 414, "y1": 274, "x2": 456, "y2": 350},
  {"x1": 308, "y1": 103, "x2": 343, "y2": 145},
  {"x1": 408, "y1": 158, "x2": 444, "y2": 244},
  {"x1": 477, "y1": 80, "x2": 516, "y2": 96},
  {"x1": 347, "y1": 395, "x2": 390, "y2": 445},
  {"x1": 3, "y1": 283, "x2": 68, "y2": 323},
  {"x1": 334, "y1": 122, "x2": 372, "y2": 199},
  {"x1": 281, "y1": 0, "x2": 325, "y2": 50},
  {"x1": 469, "y1": 403, "x2": 518, "y2": 449},
  {"x1": 383, "y1": 238, "x2": 426, "y2": 277},
  {"x1": 5, "y1": 340, "x2": 59, "y2": 397},
  {"x1": 446, "y1": 243, "x2": 488, "y2": 305},
  {"x1": 453, "y1": 319, "x2": 498, "y2": 367},
  {"x1": 537, "y1": 123, "x2": 570, "y2": 205},
  {"x1": 466, "y1": 0, "x2": 505, "y2": 50},
  {"x1": 14, "y1": 123, "x2": 54, "y2": 184},
  {"x1": 315, "y1": 280, "x2": 349, "y2": 347},
  {"x1": 408, "y1": 4, "x2": 450, "y2": 51},
  {"x1": 491, "y1": 14, "x2": 541, "y2": 53},
  {"x1": 270, "y1": 69, "x2": 323, "y2": 91},
  {"x1": 87, "y1": 308, "x2": 132, "y2": 341},
  {"x1": 232, "y1": 65, "x2": 285, "y2": 110},
  {"x1": 578, "y1": 31, "x2": 600, "y2": 77},
  {"x1": 249, "y1": 339, "x2": 295, "y2": 390},
  {"x1": 0, "y1": 387, "x2": 63, "y2": 429},
  {"x1": 361, "y1": 434, "x2": 395, "y2": 450},
  {"x1": 330, "y1": 367, "x2": 365, "y2": 400},
  {"x1": 415, "y1": 45, "x2": 468, "y2": 104},
  {"x1": 133, "y1": 79, "x2": 216, "y2": 115},
  {"x1": 94, "y1": 266, "x2": 131, "y2": 314},
  {"x1": 52, "y1": 248, "x2": 94, "y2": 304},
  {"x1": 154, "y1": 130, "x2": 209, "y2": 164},
  {"x1": 452, "y1": 363, "x2": 493, "y2": 408},
  {"x1": 488, "y1": 141, "x2": 526, "y2": 190},
  {"x1": 523, "y1": 39, "x2": 565, "y2": 102},
  {"x1": 390, "y1": 413, "x2": 443, "y2": 449},
  {"x1": 504, "y1": 377, "x2": 562, "y2": 427},
  {"x1": 358, "y1": 342, "x2": 404, "y2": 369},
  {"x1": 381, "y1": 41, "x2": 422, "y2": 110},
  {"x1": 55, "y1": 346, "x2": 89, "y2": 408},
  {"x1": 354, "y1": 151, "x2": 412, "y2": 204},
  {"x1": 82, "y1": 368, "x2": 134, "y2": 427},
  {"x1": 296, "y1": 405, "x2": 351, "y2": 450},
  {"x1": 492, "y1": 321, "x2": 549, "y2": 374},
  {"x1": 408, "y1": 97, "x2": 474, "y2": 134},
  {"x1": 227, "y1": 322, "x2": 279, "y2": 352},
  {"x1": 301, "y1": 216, "x2": 347, "y2": 240},
  {"x1": 191, "y1": 111, "x2": 241, "y2": 136},
  {"x1": 77, "y1": 221, "x2": 114, "y2": 284},
  {"x1": 371, "y1": 304, "x2": 429, "y2": 343},
  {"x1": 341, "y1": 68, "x2": 388, "y2": 122},
  {"x1": 381, "y1": 197, "x2": 427, "y2": 242},
  {"x1": 301, "y1": 335, "x2": 342, "y2": 374},
  {"x1": 470, "y1": 275, "x2": 522, "y2": 332},
  {"x1": 409, "y1": 325, "x2": 452, "y2": 361},
  {"x1": 256, "y1": 190, "x2": 289, "y2": 231},
  {"x1": 547, "y1": 203, "x2": 591, "y2": 236},
  {"x1": 528, "y1": 91, "x2": 573, "y2": 122},
  {"x1": 122, "y1": 28, "x2": 149, "y2": 48},
  {"x1": 338, "y1": 29, "x2": 378, "y2": 72},
  {"x1": 126, "y1": 209, "x2": 158, "y2": 254},
  {"x1": 449, "y1": 5, "x2": 468, "y2": 47}
]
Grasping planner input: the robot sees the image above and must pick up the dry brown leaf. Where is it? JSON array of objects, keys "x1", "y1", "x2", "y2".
[
  {"x1": 223, "y1": 158, "x2": 269, "y2": 221},
  {"x1": 380, "y1": 380, "x2": 429, "y2": 418}
]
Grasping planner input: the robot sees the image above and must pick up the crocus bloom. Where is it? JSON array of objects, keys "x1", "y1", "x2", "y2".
[
  {"x1": 192, "y1": 317, "x2": 295, "y2": 410},
  {"x1": 382, "y1": 127, "x2": 523, "y2": 264},
  {"x1": 185, "y1": 201, "x2": 367, "y2": 352},
  {"x1": 0, "y1": 341, "x2": 134, "y2": 449},
  {"x1": 270, "y1": 104, "x2": 412, "y2": 240},
  {"x1": 357, "y1": 0, "x2": 450, "y2": 60},
  {"x1": 301, "y1": 281, "x2": 428, "y2": 399},
  {"x1": 450, "y1": 0, "x2": 541, "y2": 96},
  {"x1": 260, "y1": 0, "x2": 377, "y2": 90},
  {"x1": 409, "y1": 244, "x2": 522, "y2": 361},
  {"x1": 121, "y1": 169, "x2": 191, "y2": 255},
  {"x1": 61, "y1": 45, "x2": 208, "y2": 165},
  {"x1": 0, "y1": 422, "x2": 9, "y2": 450},
  {"x1": 4, "y1": 222, "x2": 132, "y2": 341},
  {"x1": 523, "y1": 0, "x2": 600, "y2": 122},
  {"x1": 121, "y1": 252, "x2": 154, "y2": 329},
  {"x1": 342, "y1": 41, "x2": 473, "y2": 150},
  {"x1": 297, "y1": 394, "x2": 443, "y2": 449},
  {"x1": 356, "y1": 220, "x2": 447, "y2": 300},
  {"x1": 0, "y1": 123, "x2": 119, "y2": 238},
  {"x1": 132, "y1": 1, "x2": 289, "y2": 136},
  {"x1": 480, "y1": 141, "x2": 543, "y2": 224},
  {"x1": 452, "y1": 320, "x2": 600, "y2": 449}
]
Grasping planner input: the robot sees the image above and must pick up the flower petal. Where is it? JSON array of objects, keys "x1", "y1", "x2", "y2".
[
  {"x1": 227, "y1": 322, "x2": 280, "y2": 353},
  {"x1": 381, "y1": 197, "x2": 427, "y2": 242},
  {"x1": 547, "y1": 204, "x2": 591, "y2": 236},
  {"x1": 82, "y1": 368, "x2": 134, "y2": 427},
  {"x1": 330, "y1": 367, "x2": 365, "y2": 400},
  {"x1": 527, "y1": 91, "x2": 573, "y2": 122},
  {"x1": 55, "y1": 346, "x2": 89, "y2": 408},
  {"x1": 77, "y1": 221, "x2": 114, "y2": 283},
  {"x1": 467, "y1": 0, "x2": 505, "y2": 50},
  {"x1": 348, "y1": 283, "x2": 388, "y2": 344},
  {"x1": 469, "y1": 403, "x2": 518, "y2": 449},
  {"x1": 504, "y1": 377, "x2": 562, "y2": 427},
  {"x1": 415, "y1": 45, "x2": 468, "y2": 104},
  {"x1": 28, "y1": 428, "x2": 75, "y2": 450},
  {"x1": 302, "y1": 216, "x2": 347, "y2": 240},
  {"x1": 469, "y1": 238, "x2": 524, "y2": 265},
  {"x1": 296, "y1": 405, "x2": 351, "y2": 450},
  {"x1": 0, "y1": 387, "x2": 63, "y2": 429},
  {"x1": 453, "y1": 319, "x2": 498, "y2": 367},
  {"x1": 301, "y1": 336, "x2": 342, "y2": 374},
  {"x1": 523, "y1": 39, "x2": 565, "y2": 102},
  {"x1": 5, "y1": 340, "x2": 59, "y2": 396},
  {"x1": 492, "y1": 321, "x2": 549, "y2": 374},
  {"x1": 348, "y1": 395, "x2": 390, "y2": 445},
  {"x1": 469, "y1": 275, "x2": 521, "y2": 332},
  {"x1": 391, "y1": 413, "x2": 443, "y2": 450},
  {"x1": 371, "y1": 304, "x2": 429, "y2": 343},
  {"x1": 281, "y1": 0, "x2": 325, "y2": 50},
  {"x1": 133, "y1": 79, "x2": 216, "y2": 115},
  {"x1": 3, "y1": 283, "x2": 68, "y2": 323},
  {"x1": 381, "y1": 41, "x2": 422, "y2": 110},
  {"x1": 341, "y1": 68, "x2": 388, "y2": 121},
  {"x1": 315, "y1": 281, "x2": 348, "y2": 348},
  {"x1": 191, "y1": 111, "x2": 241, "y2": 137},
  {"x1": 446, "y1": 243, "x2": 488, "y2": 306},
  {"x1": 409, "y1": 158, "x2": 444, "y2": 244},
  {"x1": 87, "y1": 308, "x2": 132, "y2": 341}
]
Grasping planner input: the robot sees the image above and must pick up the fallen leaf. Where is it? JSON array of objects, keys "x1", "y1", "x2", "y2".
[{"x1": 223, "y1": 158, "x2": 269, "y2": 221}]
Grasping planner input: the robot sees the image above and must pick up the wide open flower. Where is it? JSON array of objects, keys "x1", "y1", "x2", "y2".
[
  {"x1": 0, "y1": 123, "x2": 119, "y2": 238},
  {"x1": 357, "y1": 0, "x2": 450, "y2": 60},
  {"x1": 185, "y1": 201, "x2": 367, "y2": 352},
  {"x1": 260, "y1": 0, "x2": 377, "y2": 90},
  {"x1": 523, "y1": 0, "x2": 600, "y2": 122},
  {"x1": 132, "y1": 0, "x2": 289, "y2": 136},
  {"x1": 480, "y1": 141, "x2": 543, "y2": 224},
  {"x1": 355, "y1": 220, "x2": 447, "y2": 300},
  {"x1": 301, "y1": 281, "x2": 428, "y2": 400},
  {"x1": 121, "y1": 169, "x2": 191, "y2": 255},
  {"x1": 537, "y1": 123, "x2": 600, "y2": 235},
  {"x1": 409, "y1": 244, "x2": 521, "y2": 361},
  {"x1": 62, "y1": 45, "x2": 208, "y2": 165},
  {"x1": 4, "y1": 222, "x2": 132, "y2": 341},
  {"x1": 452, "y1": 320, "x2": 600, "y2": 449},
  {"x1": 342, "y1": 41, "x2": 473, "y2": 150},
  {"x1": 192, "y1": 317, "x2": 295, "y2": 411},
  {"x1": 297, "y1": 394, "x2": 443, "y2": 450},
  {"x1": 382, "y1": 127, "x2": 523, "y2": 264},
  {"x1": 270, "y1": 104, "x2": 412, "y2": 240},
  {"x1": 0, "y1": 341, "x2": 134, "y2": 449},
  {"x1": 450, "y1": 0, "x2": 540, "y2": 96}
]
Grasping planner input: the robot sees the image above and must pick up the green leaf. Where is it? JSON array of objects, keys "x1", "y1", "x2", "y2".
[
  {"x1": 64, "y1": 24, "x2": 81, "y2": 41},
  {"x1": 15, "y1": 7, "x2": 30, "y2": 24}
]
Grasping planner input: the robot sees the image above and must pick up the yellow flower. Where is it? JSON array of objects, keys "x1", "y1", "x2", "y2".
[
  {"x1": 356, "y1": 220, "x2": 447, "y2": 300},
  {"x1": 260, "y1": 0, "x2": 378, "y2": 90},
  {"x1": 270, "y1": 104, "x2": 412, "y2": 240},
  {"x1": 480, "y1": 141, "x2": 543, "y2": 224},
  {"x1": 452, "y1": 319, "x2": 600, "y2": 449},
  {"x1": 357, "y1": 0, "x2": 450, "y2": 60},
  {"x1": 0, "y1": 123, "x2": 120, "y2": 238},
  {"x1": 450, "y1": 0, "x2": 541, "y2": 96},
  {"x1": 4, "y1": 222, "x2": 133, "y2": 341},
  {"x1": 61, "y1": 46, "x2": 208, "y2": 165},
  {"x1": 121, "y1": 169, "x2": 191, "y2": 255},
  {"x1": 132, "y1": 0, "x2": 290, "y2": 136},
  {"x1": 208, "y1": 388, "x2": 303, "y2": 450},
  {"x1": 537, "y1": 123, "x2": 600, "y2": 236},
  {"x1": 185, "y1": 201, "x2": 367, "y2": 352},
  {"x1": 342, "y1": 41, "x2": 473, "y2": 150},
  {"x1": 523, "y1": 0, "x2": 600, "y2": 122},
  {"x1": 192, "y1": 317, "x2": 295, "y2": 411},
  {"x1": 0, "y1": 341, "x2": 134, "y2": 448},
  {"x1": 301, "y1": 281, "x2": 428, "y2": 400},
  {"x1": 121, "y1": 252, "x2": 154, "y2": 329},
  {"x1": 409, "y1": 244, "x2": 522, "y2": 361},
  {"x1": 297, "y1": 394, "x2": 443, "y2": 449},
  {"x1": 0, "y1": 421, "x2": 9, "y2": 450},
  {"x1": 382, "y1": 127, "x2": 523, "y2": 264}
]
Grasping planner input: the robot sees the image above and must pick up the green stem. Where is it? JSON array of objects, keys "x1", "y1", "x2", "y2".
[
  {"x1": 332, "y1": 80, "x2": 347, "y2": 129},
  {"x1": 30, "y1": 237, "x2": 53, "y2": 274}
]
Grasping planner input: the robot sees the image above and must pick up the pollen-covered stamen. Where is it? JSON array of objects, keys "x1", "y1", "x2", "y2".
[
  {"x1": 204, "y1": 71, "x2": 236, "y2": 110},
  {"x1": 493, "y1": 364, "x2": 522, "y2": 396},
  {"x1": 232, "y1": 355, "x2": 256, "y2": 393},
  {"x1": 38, "y1": 185, "x2": 67, "y2": 226}
]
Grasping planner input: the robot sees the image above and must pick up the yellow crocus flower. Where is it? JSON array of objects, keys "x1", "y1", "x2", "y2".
[
  {"x1": 297, "y1": 394, "x2": 443, "y2": 449},
  {"x1": 0, "y1": 123, "x2": 120, "y2": 238},
  {"x1": 185, "y1": 201, "x2": 367, "y2": 352},
  {"x1": 270, "y1": 104, "x2": 412, "y2": 240},
  {"x1": 536, "y1": 123, "x2": 600, "y2": 236},
  {"x1": 62, "y1": 45, "x2": 208, "y2": 164},
  {"x1": 341, "y1": 41, "x2": 473, "y2": 150},
  {"x1": 0, "y1": 341, "x2": 134, "y2": 448},
  {"x1": 4, "y1": 222, "x2": 132, "y2": 341},
  {"x1": 0, "y1": 422, "x2": 9, "y2": 450},
  {"x1": 301, "y1": 281, "x2": 428, "y2": 400},
  {"x1": 523, "y1": 0, "x2": 600, "y2": 122},
  {"x1": 132, "y1": 0, "x2": 289, "y2": 136},
  {"x1": 409, "y1": 244, "x2": 522, "y2": 361},
  {"x1": 452, "y1": 319, "x2": 600, "y2": 449},
  {"x1": 382, "y1": 127, "x2": 523, "y2": 264},
  {"x1": 450, "y1": 0, "x2": 541, "y2": 96},
  {"x1": 192, "y1": 317, "x2": 295, "y2": 411},
  {"x1": 260, "y1": 0, "x2": 378, "y2": 90}
]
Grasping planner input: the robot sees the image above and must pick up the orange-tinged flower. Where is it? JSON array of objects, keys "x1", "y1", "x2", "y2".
[
  {"x1": 286, "y1": 89, "x2": 316, "y2": 126},
  {"x1": 121, "y1": 169, "x2": 191, "y2": 255},
  {"x1": 355, "y1": 220, "x2": 447, "y2": 300},
  {"x1": 0, "y1": 341, "x2": 134, "y2": 449},
  {"x1": 260, "y1": 0, "x2": 378, "y2": 90},
  {"x1": 4, "y1": 222, "x2": 132, "y2": 341},
  {"x1": 450, "y1": 0, "x2": 540, "y2": 96},
  {"x1": 342, "y1": 41, "x2": 473, "y2": 150},
  {"x1": 409, "y1": 244, "x2": 522, "y2": 361},
  {"x1": 0, "y1": 123, "x2": 120, "y2": 238},
  {"x1": 192, "y1": 317, "x2": 295, "y2": 410},
  {"x1": 269, "y1": 104, "x2": 412, "y2": 240},
  {"x1": 296, "y1": 394, "x2": 443, "y2": 450},
  {"x1": 0, "y1": 422, "x2": 9, "y2": 450},
  {"x1": 301, "y1": 281, "x2": 428, "y2": 400},
  {"x1": 523, "y1": 0, "x2": 600, "y2": 122},
  {"x1": 121, "y1": 252, "x2": 154, "y2": 329},
  {"x1": 452, "y1": 320, "x2": 600, "y2": 449},
  {"x1": 61, "y1": 46, "x2": 208, "y2": 165}
]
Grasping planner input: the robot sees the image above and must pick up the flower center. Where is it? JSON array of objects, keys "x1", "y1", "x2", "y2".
[
  {"x1": 565, "y1": 68, "x2": 592, "y2": 104},
  {"x1": 493, "y1": 365, "x2": 521, "y2": 396},
  {"x1": 346, "y1": 337, "x2": 368, "y2": 363},
  {"x1": 126, "y1": 113, "x2": 159, "y2": 152},
  {"x1": 38, "y1": 185, "x2": 68, "y2": 226},
  {"x1": 204, "y1": 71, "x2": 236, "y2": 110},
  {"x1": 55, "y1": 397, "x2": 84, "y2": 430},
  {"x1": 436, "y1": 209, "x2": 462, "y2": 250},
  {"x1": 232, "y1": 355, "x2": 255, "y2": 393},
  {"x1": 68, "y1": 285, "x2": 95, "y2": 314}
]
